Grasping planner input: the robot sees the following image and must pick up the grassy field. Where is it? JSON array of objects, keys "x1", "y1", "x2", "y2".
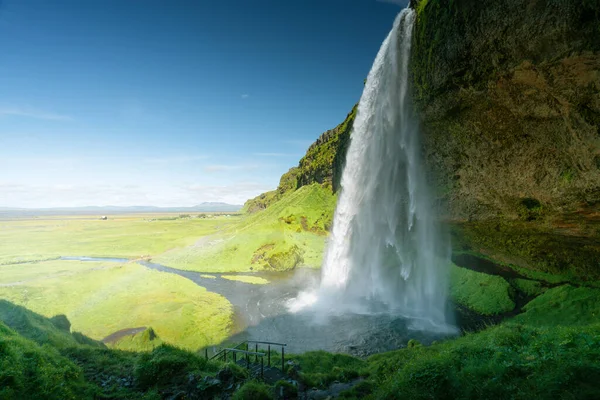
[
  {"x1": 0, "y1": 259, "x2": 232, "y2": 351},
  {"x1": 449, "y1": 264, "x2": 515, "y2": 315},
  {"x1": 0, "y1": 213, "x2": 229, "y2": 265},
  {"x1": 154, "y1": 184, "x2": 336, "y2": 273}
]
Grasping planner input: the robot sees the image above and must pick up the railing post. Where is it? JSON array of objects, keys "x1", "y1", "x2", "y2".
[
  {"x1": 246, "y1": 353, "x2": 250, "y2": 370},
  {"x1": 233, "y1": 352, "x2": 237, "y2": 363},
  {"x1": 281, "y1": 346, "x2": 285, "y2": 372},
  {"x1": 205, "y1": 348, "x2": 208, "y2": 360},
  {"x1": 268, "y1": 345, "x2": 271, "y2": 367},
  {"x1": 255, "y1": 343, "x2": 258, "y2": 363},
  {"x1": 261, "y1": 356, "x2": 264, "y2": 380},
  {"x1": 223, "y1": 350, "x2": 226, "y2": 362}
]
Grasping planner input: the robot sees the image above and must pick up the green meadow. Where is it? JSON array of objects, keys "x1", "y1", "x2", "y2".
[
  {"x1": 0, "y1": 259, "x2": 232, "y2": 351},
  {"x1": 0, "y1": 213, "x2": 228, "y2": 265},
  {"x1": 154, "y1": 184, "x2": 336, "y2": 273}
]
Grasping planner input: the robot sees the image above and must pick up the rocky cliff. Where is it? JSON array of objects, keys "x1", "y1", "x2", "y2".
[
  {"x1": 243, "y1": 106, "x2": 356, "y2": 213},
  {"x1": 412, "y1": 0, "x2": 600, "y2": 279},
  {"x1": 247, "y1": 0, "x2": 600, "y2": 280}
]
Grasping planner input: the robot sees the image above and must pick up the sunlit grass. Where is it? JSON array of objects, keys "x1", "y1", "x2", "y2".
[
  {"x1": 449, "y1": 264, "x2": 515, "y2": 315},
  {"x1": 221, "y1": 275, "x2": 270, "y2": 285},
  {"x1": 0, "y1": 213, "x2": 227, "y2": 264},
  {"x1": 0, "y1": 260, "x2": 232, "y2": 351},
  {"x1": 154, "y1": 184, "x2": 335, "y2": 273}
]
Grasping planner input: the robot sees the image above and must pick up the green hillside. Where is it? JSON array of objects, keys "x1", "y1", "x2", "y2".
[{"x1": 155, "y1": 184, "x2": 337, "y2": 273}]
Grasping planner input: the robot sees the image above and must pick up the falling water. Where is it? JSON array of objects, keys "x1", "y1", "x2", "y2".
[{"x1": 291, "y1": 8, "x2": 451, "y2": 330}]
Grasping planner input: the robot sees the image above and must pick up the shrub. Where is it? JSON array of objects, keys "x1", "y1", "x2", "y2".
[
  {"x1": 232, "y1": 381, "x2": 272, "y2": 400},
  {"x1": 134, "y1": 344, "x2": 209, "y2": 389}
]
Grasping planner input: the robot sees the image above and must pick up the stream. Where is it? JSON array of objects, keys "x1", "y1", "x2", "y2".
[{"x1": 61, "y1": 256, "x2": 454, "y2": 356}]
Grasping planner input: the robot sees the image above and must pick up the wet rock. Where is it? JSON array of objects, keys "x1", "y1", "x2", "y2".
[{"x1": 216, "y1": 367, "x2": 234, "y2": 383}]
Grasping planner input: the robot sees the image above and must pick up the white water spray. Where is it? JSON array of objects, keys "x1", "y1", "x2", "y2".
[{"x1": 290, "y1": 8, "x2": 451, "y2": 329}]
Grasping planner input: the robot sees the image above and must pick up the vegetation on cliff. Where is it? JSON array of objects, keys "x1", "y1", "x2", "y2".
[
  {"x1": 243, "y1": 105, "x2": 357, "y2": 214},
  {"x1": 155, "y1": 184, "x2": 337, "y2": 272},
  {"x1": 410, "y1": 0, "x2": 600, "y2": 280}
]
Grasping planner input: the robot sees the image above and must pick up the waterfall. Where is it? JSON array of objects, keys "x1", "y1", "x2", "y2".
[{"x1": 290, "y1": 8, "x2": 451, "y2": 330}]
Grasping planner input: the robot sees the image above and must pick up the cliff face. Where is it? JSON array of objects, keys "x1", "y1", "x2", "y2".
[
  {"x1": 243, "y1": 106, "x2": 356, "y2": 213},
  {"x1": 247, "y1": 0, "x2": 600, "y2": 279},
  {"x1": 412, "y1": 0, "x2": 600, "y2": 278}
]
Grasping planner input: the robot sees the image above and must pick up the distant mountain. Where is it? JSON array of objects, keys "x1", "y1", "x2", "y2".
[{"x1": 0, "y1": 203, "x2": 242, "y2": 217}]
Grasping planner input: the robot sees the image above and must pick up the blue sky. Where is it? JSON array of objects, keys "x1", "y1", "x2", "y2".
[{"x1": 0, "y1": 0, "x2": 405, "y2": 207}]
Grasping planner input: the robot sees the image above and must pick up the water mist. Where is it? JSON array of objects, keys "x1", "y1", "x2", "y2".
[{"x1": 290, "y1": 8, "x2": 452, "y2": 331}]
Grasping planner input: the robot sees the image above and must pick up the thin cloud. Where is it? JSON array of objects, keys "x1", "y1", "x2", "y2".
[
  {"x1": 185, "y1": 182, "x2": 273, "y2": 204},
  {"x1": 252, "y1": 152, "x2": 298, "y2": 157},
  {"x1": 204, "y1": 164, "x2": 260, "y2": 172},
  {"x1": 241, "y1": 94, "x2": 250, "y2": 99},
  {"x1": 0, "y1": 107, "x2": 73, "y2": 121},
  {"x1": 143, "y1": 155, "x2": 208, "y2": 164}
]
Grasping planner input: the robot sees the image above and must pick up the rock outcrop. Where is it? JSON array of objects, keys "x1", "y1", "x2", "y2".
[{"x1": 412, "y1": 0, "x2": 600, "y2": 279}]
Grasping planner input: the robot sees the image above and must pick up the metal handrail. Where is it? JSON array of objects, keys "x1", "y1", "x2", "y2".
[{"x1": 206, "y1": 339, "x2": 288, "y2": 374}]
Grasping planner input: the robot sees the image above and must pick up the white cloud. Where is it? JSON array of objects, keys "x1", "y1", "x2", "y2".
[
  {"x1": 241, "y1": 94, "x2": 250, "y2": 99},
  {"x1": 0, "y1": 106, "x2": 73, "y2": 121}
]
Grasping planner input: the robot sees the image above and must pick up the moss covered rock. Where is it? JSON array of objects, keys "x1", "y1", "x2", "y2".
[{"x1": 412, "y1": 0, "x2": 600, "y2": 279}]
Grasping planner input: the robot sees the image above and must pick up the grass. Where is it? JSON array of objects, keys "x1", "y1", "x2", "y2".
[
  {"x1": 0, "y1": 260, "x2": 232, "y2": 351},
  {"x1": 364, "y1": 322, "x2": 600, "y2": 399},
  {"x1": 288, "y1": 284, "x2": 600, "y2": 399},
  {"x1": 221, "y1": 275, "x2": 270, "y2": 285},
  {"x1": 0, "y1": 213, "x2": 226, "y2": 264},
  {"x1": 0, "y1": 321, "x2": 93, "y2": 399},
  {"x1": 154, "y1": 184, "x2": 336, "y2": 273},
  {"x1": 112, "y1": 328, "x2": 163, "y2": 352},
  {"x1": 2, "y1": 276, "x2": 600, "y2": 399},
  {"x1": 511, "y1": 278, "x2": 546, "y2": 296},
  {"x1": 515, "y1": 285, "x2": 600, "y2": 326},
  {"x1": 232, "y1": 381, "x2": 273, "y2": 400},
  {"x1": 285, "y1": 351, "x2": 367, "y2": 389},
  {"x1": 449, "y1": 264, "x2": 515, "y2": 315}
]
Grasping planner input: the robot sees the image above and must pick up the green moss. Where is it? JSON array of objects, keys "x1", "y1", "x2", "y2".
[
  {"x1": 511, "y1": 279, "x2": 546, "y2": 296},
  {"x1": 286, "y1": 351, "x2": 366, "y2": 389},
  {"x1": 274, "y1": 380, "x2": 298, "y2": 398},
  {"x1": 515, "y1": 285, "x2": 600, "y2": 326},
  {"x1": 450, "y1": 264, "x2": 515, "y2": 315},
  {"x1": 297, "y1": 106, "x2": 357, "y2": 191},
  {"x1": 367, "y1": 323, "x2": 600, "y2": 399},
  {"x1": 232, "y1": 381, "x2": 272, "y2": 400},
  {"x1": 0, "y1": 321, "x2": 92, "y2": 399},
  {"x1": 451, "y1": 220, "x2": 600, "y2": 281},
  {"x1": 49, "y1": 314, "x2": 71, "y2": 332},
  {"x1": 134, "y1": 344, "x2": 218, "y2": 390},
  {"x1": 0, "y1": 300, "x2": 103, "y2": 349},
  {"x1": 113, "y1": 328, "x2": 163, "y2": 352},
  {"x1": 157, "y1": 184, "x2": 336, "y2": 272}
]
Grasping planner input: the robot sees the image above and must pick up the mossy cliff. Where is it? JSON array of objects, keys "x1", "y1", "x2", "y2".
[
  {"x1": 411, "y1": 0, "x2": 600, "y2": 279},
  {"x1": 245, "y1": 0, "x2": 600, "y2": 280},
  {"x1": 244, "y1": 106, "x2": 357, "y2": 213}
]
